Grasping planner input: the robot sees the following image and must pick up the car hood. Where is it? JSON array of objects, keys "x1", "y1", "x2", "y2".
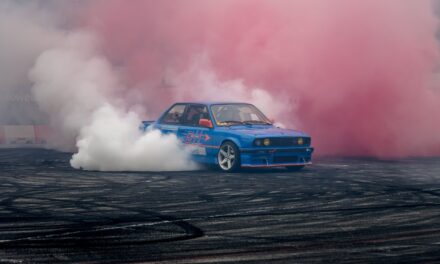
[{"x1": 218, "y1": 125, "x2": 309, "y2": 138}]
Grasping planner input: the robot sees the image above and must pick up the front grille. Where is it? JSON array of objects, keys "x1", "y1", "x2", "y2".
[
  {"x1": 242, "y1": 148, "x2": 310, "y2": 154},
  {"x1": 256, "y1": 137, "x2": 311, "y2": 147}
]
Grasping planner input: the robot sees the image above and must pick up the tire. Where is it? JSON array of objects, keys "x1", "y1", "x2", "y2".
[
  {"x1": 286, "y1": 166, "x2": 305, "y2": 171},
  {"x1": 217, "y1": 141, "x2": 241, "y2": 172}
]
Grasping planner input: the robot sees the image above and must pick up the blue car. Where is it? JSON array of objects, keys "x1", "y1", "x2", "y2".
[{"x1": 141, "y1": 102, "x2": 314, "y2": 172}]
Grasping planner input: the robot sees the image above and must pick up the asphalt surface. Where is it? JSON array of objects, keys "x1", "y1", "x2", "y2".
[{"x1": 0, "y1": 149, "x2": 440, "y2": 263}]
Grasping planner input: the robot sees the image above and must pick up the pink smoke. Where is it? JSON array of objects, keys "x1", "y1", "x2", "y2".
[{"x1": 84, "y1": 0, "x2": 440, "y2": 157}]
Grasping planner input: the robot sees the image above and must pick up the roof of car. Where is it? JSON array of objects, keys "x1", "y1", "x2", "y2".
[{"x1": 173, "y1": 101, "x2": 252, "y2": 106}]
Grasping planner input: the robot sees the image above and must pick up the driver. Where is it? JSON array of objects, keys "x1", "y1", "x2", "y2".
[{"x1": 186, "y1": 105, "x2": 205, "y2": 126}]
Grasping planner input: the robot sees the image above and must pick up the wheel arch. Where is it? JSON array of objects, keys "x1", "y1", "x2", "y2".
[
  {"x1": 217, "y1": 139, "x2": 242, "y2": 172},
  {"x1": 220, "y1": 137, "x2": 242, "y2": 149}
]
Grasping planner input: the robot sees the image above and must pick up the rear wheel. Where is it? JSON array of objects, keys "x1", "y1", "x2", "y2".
[
  {"x1": 217, "y1": 141, "x2": 240, "y2": 172},
  {"x1": 286, "y1": 166, "x2": 305, "y2": 171}
]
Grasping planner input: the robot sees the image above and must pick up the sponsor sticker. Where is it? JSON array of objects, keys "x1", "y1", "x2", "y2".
[{"x1": 193, "y1": 146, "x2": 207, "y2": 156}]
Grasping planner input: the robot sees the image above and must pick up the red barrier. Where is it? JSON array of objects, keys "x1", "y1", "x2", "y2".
[
  {"x1": 0, "y1": 125, "x2": 51, "y2": 146},
  {"x1": 0, "y1": 126, "x2": 4, "y2": 144},
  {"x1": 34, "y1": 125, "x2": 50, "y2": 144}
]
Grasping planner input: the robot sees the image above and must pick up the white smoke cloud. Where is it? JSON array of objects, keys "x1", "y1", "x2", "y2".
[
  {"x1": 30, "y1": 32, "x2": 116, "y2": 134},
  {"x1": 70, "y1": 105, "x2": 193, "y2": 171},
  {"x1": 0, "y1": 1, "x2": 59, "y2": 91},
  {"x1": 0, "y1": 1, "x2": 61, "y2": 124},
  {"x1": 30, "y1": 31, "x2": 196, "y2": 171}
]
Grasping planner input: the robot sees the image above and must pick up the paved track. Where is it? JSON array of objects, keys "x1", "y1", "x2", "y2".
[{"x1": 0, "y1": 149, "x2": 440, "y2": 263}]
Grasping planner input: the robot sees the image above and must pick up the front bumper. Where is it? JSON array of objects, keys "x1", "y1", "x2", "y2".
[{"x1": 240, "y1": 147, "x2": 314, "y2": 168}]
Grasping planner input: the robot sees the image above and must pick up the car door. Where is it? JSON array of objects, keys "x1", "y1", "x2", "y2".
[
  {"x1": 155, "y1": 104, "x2": 187, "y2": 135},
  {"x1": 178, "y1": 104, "x2": 215, "y2": 160}
]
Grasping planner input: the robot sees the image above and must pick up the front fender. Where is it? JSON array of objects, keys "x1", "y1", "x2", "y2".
[
  {"x1": 221, "y1": 137, "x2": 242, "y2": 148},
  {"x1": 220, "y1": 135, "x2": 254, "y2": 149}
]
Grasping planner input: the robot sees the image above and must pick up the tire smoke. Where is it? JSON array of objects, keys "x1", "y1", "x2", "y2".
[{"x1": 30, "y1": 32, "x2": 196, "y2": 171}]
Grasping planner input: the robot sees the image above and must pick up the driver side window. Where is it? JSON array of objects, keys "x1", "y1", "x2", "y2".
[
  {"x1": 161, "y1": 104, "x2": 186, "y2": 125},
  {"x1": 182, "y1": 104, "x2": 211, "y2": 127}
]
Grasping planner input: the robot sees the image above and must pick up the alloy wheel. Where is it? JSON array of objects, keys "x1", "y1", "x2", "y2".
[{"x1": 218, "y1": 144, "x2": 236, "y2": 171}]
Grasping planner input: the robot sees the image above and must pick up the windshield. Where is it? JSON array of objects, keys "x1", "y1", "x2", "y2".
[{"x1": 211, "y1": 104, "x2": 272, "y2": 126}]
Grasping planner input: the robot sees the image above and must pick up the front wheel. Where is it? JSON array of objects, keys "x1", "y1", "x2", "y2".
[{"x1": 217, "y1": 141, "x2": 241, "y2": 172}]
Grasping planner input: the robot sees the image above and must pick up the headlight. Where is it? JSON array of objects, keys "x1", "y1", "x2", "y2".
[
  {"x1": 263, "y1": 138, "x2": 271, "y2": 146},
  {"x1": 297, "y1": 138, "x2": 304, "y2": 145},
  {"x1": 254, "y1": 139, "x2": 262, "y2": 146}
]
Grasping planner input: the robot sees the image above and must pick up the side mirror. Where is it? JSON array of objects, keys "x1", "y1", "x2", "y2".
[{"x1": 199, "y1": 118, "x2": 213, "y2": 128}]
